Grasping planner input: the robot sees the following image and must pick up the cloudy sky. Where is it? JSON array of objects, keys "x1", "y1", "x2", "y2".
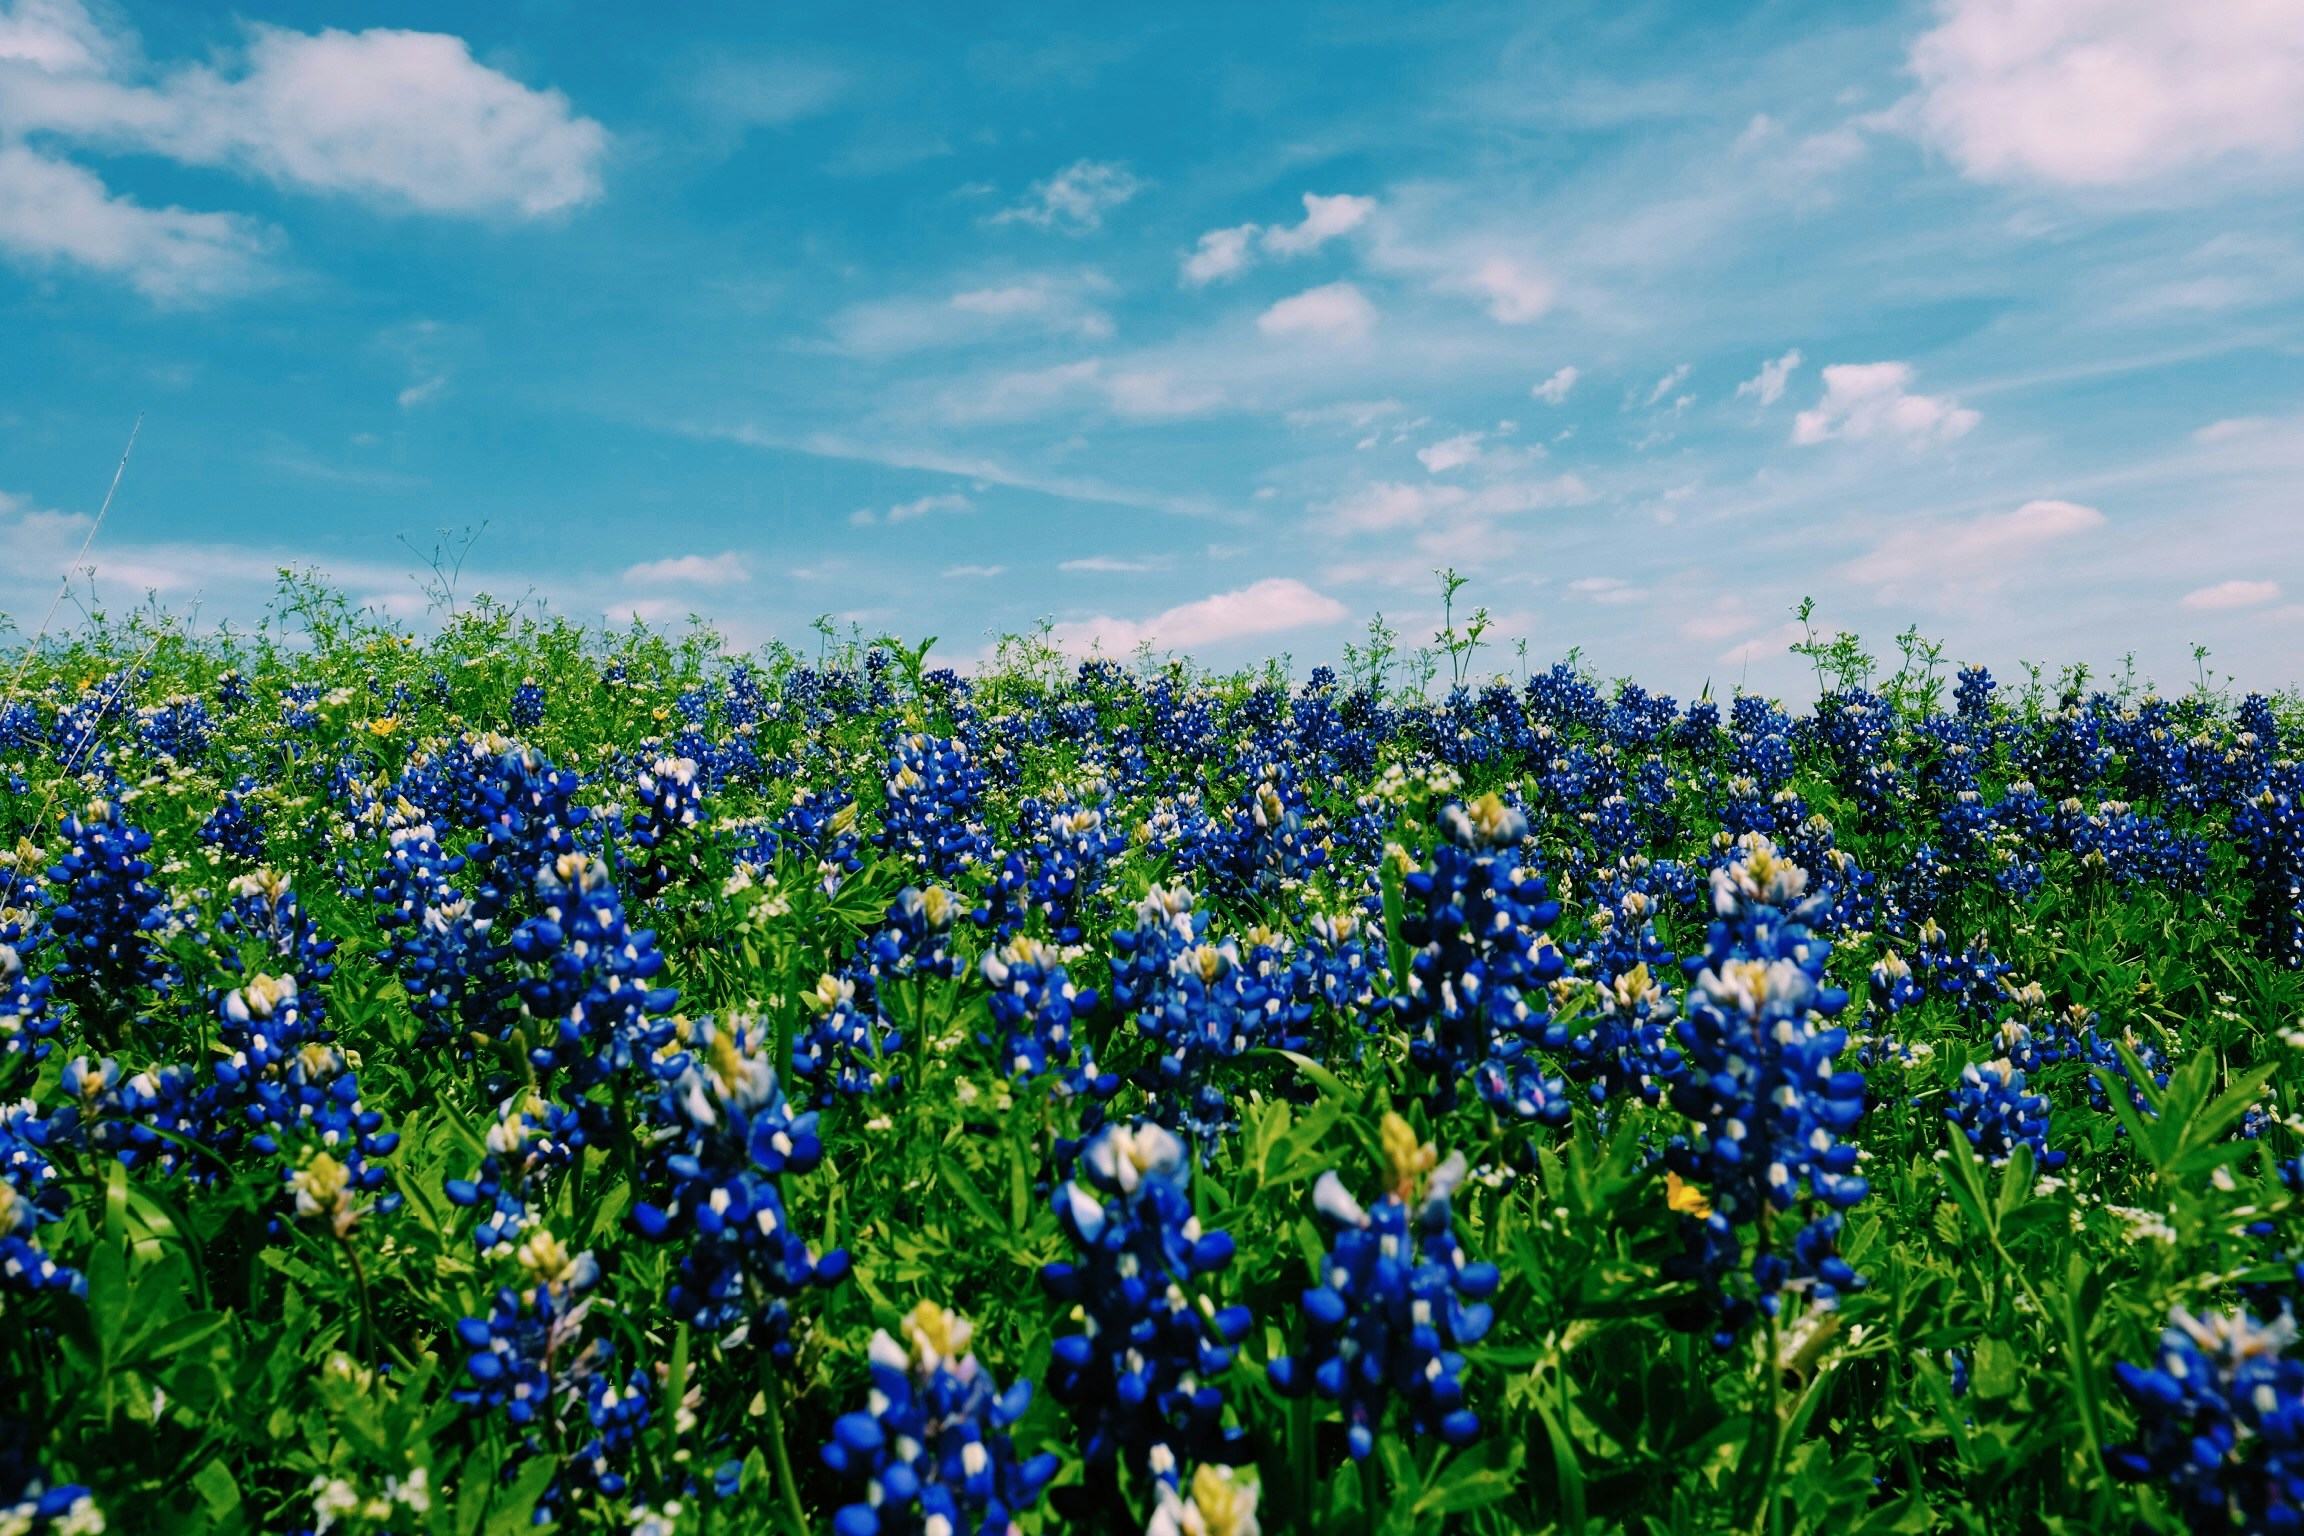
[{"x1": 1, "y1": 0, "x2": 2299, "y2": 694}]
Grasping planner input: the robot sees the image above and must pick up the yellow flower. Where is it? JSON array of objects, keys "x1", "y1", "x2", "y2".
[
  {"x1": 1380, "y1": 1112, "x2": 1437, "y2": 1201},
  {"x1": 368, "y1": 716, "x2": 401, "y2": 738},
  {"x1": 898, "y1": 1300, "x2": 975, "y2": 1372},
  {"x1": 1666, "y1": 1170, "x2": 1711, "y2": 1219}
]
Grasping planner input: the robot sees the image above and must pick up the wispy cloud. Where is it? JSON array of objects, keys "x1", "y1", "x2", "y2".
[
  {"x1": 1531, "y1": 366, "x2": 1579, "y2": 404},
  {"x1": 990, "y1": 159, "x2": 1141, "y2": 233},
  {"x1": 1258, "y1": 281, "x2": 1376, "y2": 343},
  {"x1": 1793, "y1": 362, "x2": 1978, "y2": 446},
  {"x1": 1180, "y1": 192, "x2": 1373, "y2": 284},
  {"x1": 1060, "y1": 555, "x2": 1169, "y2": 572},
  {"x1": 851, "y1": 492, "x2": 972, "y2": 527},
  {"x1": 1735, "y1": 348, "x2": 1802, "y2": 407},
  {"x1": 1051, "y1": 576, "x2": 1347, "y2": 655},
  {"x1": 2182, "y1": 578, "x2": 2281, "y2": 611},
  {"x1": 1842, "y1": 498, "x2": 2103, "y2": 598},
  {"x1": 625, "y1": 551, "x2": 750, "y2": 586}
]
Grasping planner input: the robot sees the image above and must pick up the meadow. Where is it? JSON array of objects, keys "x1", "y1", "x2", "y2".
[{"x1": 4, "y1": 580, "x2": 2304, "y2": 1536}]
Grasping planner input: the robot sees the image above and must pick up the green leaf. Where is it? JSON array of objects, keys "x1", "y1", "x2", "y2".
[
  {"x1": 192, "y1": 1458, "x2": 240, "y2": 1519},
  {"x1": 485, "y1": 1452, "x2": 560, "y2": 1536},
  {"x1": 1526, "y1": 1389, "x2": 1586, "y2": 1535}
]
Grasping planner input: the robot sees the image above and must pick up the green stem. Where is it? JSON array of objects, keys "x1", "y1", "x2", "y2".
[{"x1": 760, "y1": 1359, "x2": 809, "y2": 1536}]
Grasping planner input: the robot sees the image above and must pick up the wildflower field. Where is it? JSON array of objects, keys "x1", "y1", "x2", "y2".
[{"x1": 8, "y1": 587, "x2": 2304, "y2": 1536}]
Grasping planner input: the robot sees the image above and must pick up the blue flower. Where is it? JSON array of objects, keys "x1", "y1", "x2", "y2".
[
  {"x1": 1943, "y1": 1058, "x2": 2065, "y2": 1171},
  {"x1": 633, "y1": 1017, "x2": 848, "y2": 1359},
  {"x1": 820, "y1": 1302, "x2": 1059, "y2": 1536},
  {"x1": 1267, "y1": 1115, "x2": 1498, "y2": 1461},
  {"x1": 1041, "y1": 1122, "x2": 1252, "y2": 1485},
  {"x1": 44, "y1": 800, "x2": 170, "y2": 1038},
  {"x1": 1390, "y1": 793, "x2": 1569, "y2": 1120},
  {"x1": 508, "y1": 853, "x2": 679, "y2": 1084},
  {"x1": 2109, "y1": 1306, "x2": 2304, "y2": 1531},
  {"x1": 509, "y1": 679, "x2": 547, "y2": 730},
  {"x1": 1661, "y1": 837, "x2": 1868, "y2": 1346}
]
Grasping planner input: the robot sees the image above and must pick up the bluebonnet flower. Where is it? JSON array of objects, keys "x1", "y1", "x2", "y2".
[
  {"x1": 1390, "y1": 793, "x2": 1571, "y2": 1122},
  {"x1": 0, "y1": 1444, "x2": 103, "y2": 1536},
  {"x1": 1042, "y1": 1121, "x2": 1253, "y2": 1486},
  {"x1": 197, "y1": 779, "x2": 266, "y2": 865},
  {"x1": 2237, "y1": 763, "x2": 2304, "y2": 968},
  {"x1": 454, "y1": 1242, "x2": 650, "y2": 1515},
  {"x1": 980, "y1": 935, "x2": 1108, "y2": 1089},
  {"x1": 135, "y1": 695, "x2": 212, "y2": 763},
  {"x1": 44, "y1": 800, "x2": 170, "y2": 1038},
  {"x1": 0, "y1": 1102, "x2": 79, "y2": 1297},
  {"x1": 370, "y1": 800, "x2": 511, "y2": 1048},
  {"x1": 1268, "y1": 1115, "x2": 1500, "y2": 1460},
  {"x1": 876, "y1": 734, "x2": 991, "y2": 882},
  {"x1": 0, "y1": 911, "x2": 57, "y2": 1073},
  {"x1": 1549, "y1": 961, "x2": 1682, "y2": 1108},
  {"x1": 508, "y1": 853, "x2": 679, "y2": 1084},
  {"x1": 562, "y1": 1369, "x2": 653, "y2": 1505},
  {"x1": 63, "y1": 1056, "x2": 202, "y2": 1177},
  {"x1": 509, "y1": 679, "x2": 547, "y2": 731},
  {"x1": 632, "y1": 1016, "x2": 849, "y2": 1358},
  {"x1": 1146, "y1": 1465, "x2": 1261, "y2": 1536},
  {"x1": 820, "y1": 1301, "x2": 1060, "y2": 1536},
  {"x1": 1111, "y1": 887, "x2": 1312, "y2": 1149},
  {"x1": 1944, "y1": 1058, "x2": 2065, "y2": 1171},
  {"x1": 857, "y1": 885, "x2": 963, "y2": 990},
  {"x1": 445, "y1": 1090, "x2": 583, "y2": 1256},
  {"x1": 1661, "y1": 837, "x2": 1868, "y2": 1346},
  {"x1": 979, "y1": 792, "x2": 1127, "y2": 944},
  {"x1": 2109, "y1": 1306, "x2": 2304, "y2": 1532},
  {"x1": 617, "y1": 754, "x2": 704, "y2": 893},
  {"x1": 779, "y1": 788, "x2": 864, "y2": 895},
  {"x1": 794, "y1": 972, "x2": 903, "y2": 1104},
  {"x1": 281, "y1": 684, "x2": 324, "y2": 734}
]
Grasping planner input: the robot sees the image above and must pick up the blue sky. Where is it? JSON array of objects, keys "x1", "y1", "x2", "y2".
[{"x1": 1, "y1": 0, "x2": 2300, "y2": 695}]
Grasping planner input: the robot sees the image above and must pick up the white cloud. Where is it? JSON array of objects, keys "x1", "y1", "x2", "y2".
[
  {"x1": 2182, "y1": 578, "x2": 2281, "y2": 610},
  {"x1": 0, "y1": 0, "x2": 114, "y2": 74},
  {"x1": 1842, "y1": 498, "x2": 2104, "y2": 594},
  {"x1": 0, "y1": 143, "x2": 272, "y2": 300},
  {"x1": 1103, "y1": 369, "x2": 1224, "y2": 417},
  {"x1": 1260, "y1": 192, "x2": 1374, "y2": 256},
  {"x1": 1451, "y1": 258, "x2": 1556, "y2": 323},
  {"x1": 1720, "y1": 621, "x2": 1810, "y2": 668},
  {"x1": 1643, "y1": 364, "x2": 1691, "y2": 407},
  {"x1": 1180, "y1": 192, "x2": 1371, "y2": 284},
  {"x1": 1257, "y1": 281, "x2": 1376, "y2": 343},
  {"x1": 1181, "y1": 223, "x2": 1257, "y2": 284},
  {"x1": 1326, "y1": 474, "x2": 1591, "y2": 532},
  {"x1": 688, "y1": 57, "x2": 846, "y2": 131},
  {"x1": 1569, "y1": 575, "x2": 1643, "y2": 604},
  {"x1": 0, "y1": 13, "x2": 608, "y2": 217},
  {"x1": 850, "y1": 493, "x2": 972, "y2": 527},
  {"x1": 829, "y1": 274, "x2": 1114, "y2": 353},
  {"x1": 2193, "y1": 416, "x2": 2272, "y2": 443},
  {"x1": 1531, "y1": 366, "x2": 1579, "y2": 404},
  {"x1": 397, "y1": 374, "x2": 448, "y2": 410},
  {"x1": 623, "y1": 551, "x2": 750, "y2": 587},
  {"x1": 1051, "y1": 576, "x2": 1347, "y2": 655},
  {"x1": 1061, "y1": 555, "x2": 1167, "y2": 572},
  {"x1": 1735, "y1": 348, "x2": 1802, "y2": 407},
  {"x1": 1792, "y1": 362, "x2": 1979, "y2": 445},
  {"x1": 943, "y1": 563, "x2": 1007, "y2": 578},
  {"x1": 1417, "y1": 433, "x2": 1485, "y2": 473},
  {"x1": 990, "y1": 158, "x2": 1140, "y2": 232},
  {"x1": 941, "y1": 358, "x2": 1223, "y2": 422},
  {"x1": 1906, "y1": 0, "x2": 2304, "y2": 186}
]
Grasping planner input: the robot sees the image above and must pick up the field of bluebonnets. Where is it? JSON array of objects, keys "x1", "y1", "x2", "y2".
[{"x1": 7, "y1": 576, "x2": 2304, "y2": 1536}]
